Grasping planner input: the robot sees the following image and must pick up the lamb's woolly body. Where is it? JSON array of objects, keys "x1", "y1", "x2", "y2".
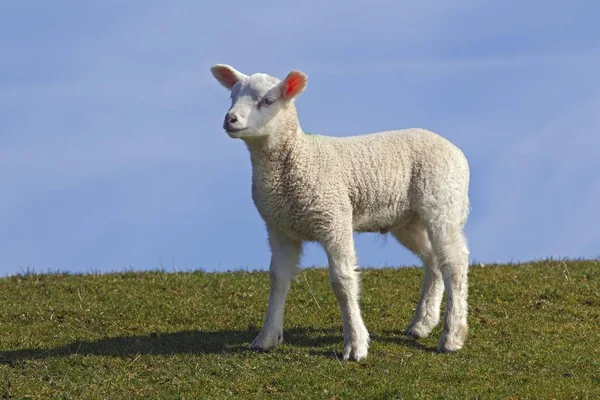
[
  {"x1": 211, "y1": 64, "x2": 471, "y2": 361},
  {"x1": 249, "y1": 127, "x2": 469, "y2": 242}
]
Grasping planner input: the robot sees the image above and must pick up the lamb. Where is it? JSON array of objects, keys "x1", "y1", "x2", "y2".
[{"x1": 210, "y1": 64, "x2": 471, "y2": 361}]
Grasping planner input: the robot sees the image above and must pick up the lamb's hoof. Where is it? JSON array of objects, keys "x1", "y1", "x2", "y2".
[
  {"x1": 437, "y1": 324, "x2": 468, "y2": 353},
  {"x1": 341, "y1": 328, "x2": 370, "y2": 362},
  {"x1": 437, "y1": 337, "x2": 463, "y2": 353},
  {"x1": 342, "y1": 340, "x2": 369, "y2": 362},
  {"x1": 405, "y1": 321, "x2": 434, "y2": 339},
  {"x1": 250, "y1": 330, "x2": 283, "y2": 352}
]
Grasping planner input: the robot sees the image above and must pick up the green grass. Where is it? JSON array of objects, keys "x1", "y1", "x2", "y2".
[{"x1": 1, "y1": 260, "x2": 599, "y2": 399}]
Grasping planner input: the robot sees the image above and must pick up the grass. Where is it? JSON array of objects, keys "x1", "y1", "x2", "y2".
[{"x1": 0, "y1": 259, "x2": 599, "y2": 399}]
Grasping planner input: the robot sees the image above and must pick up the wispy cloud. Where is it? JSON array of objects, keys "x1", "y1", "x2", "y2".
[
  {"x1": 309, "y1": 50, "x2": 600, "y2": 75},
  {"x1": 468, "y1": 92, "x2": 600, "y2": 260}
]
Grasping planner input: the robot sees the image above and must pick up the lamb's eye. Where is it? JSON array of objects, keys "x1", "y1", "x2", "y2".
[{"x1": 262, "y1": 97, "x2": 274, "y2": 105}]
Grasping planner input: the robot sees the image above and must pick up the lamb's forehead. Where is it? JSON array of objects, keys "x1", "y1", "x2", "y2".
[{"x1": 233, "y1": 73, "x2": 281, "y2": 99}]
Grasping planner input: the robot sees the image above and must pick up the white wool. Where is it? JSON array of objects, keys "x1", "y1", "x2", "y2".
[{"x1": 211, "y1": 65, "x2": 471, "y2": 361}]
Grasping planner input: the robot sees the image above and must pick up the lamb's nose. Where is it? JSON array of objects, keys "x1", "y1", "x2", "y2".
[{"x1": 226, "y1": 113, "x2": 238, "y2": 124}]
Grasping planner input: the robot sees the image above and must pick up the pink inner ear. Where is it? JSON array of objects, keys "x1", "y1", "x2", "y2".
[
  {"x1": 284, "y1": 74, "x2": 304, "y2": 97},
  {"x1": 217, "y1": 68, "x2": 238, "y2": 88}
]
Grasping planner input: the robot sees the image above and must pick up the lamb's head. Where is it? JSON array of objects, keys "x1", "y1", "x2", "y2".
[{"x1": 210, "y1": 64, "x2": 307, "y2": 139}]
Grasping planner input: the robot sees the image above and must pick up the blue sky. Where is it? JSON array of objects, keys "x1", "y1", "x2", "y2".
[{"x1": 1, "y1": 1, "x2": 599, "y2": 275}]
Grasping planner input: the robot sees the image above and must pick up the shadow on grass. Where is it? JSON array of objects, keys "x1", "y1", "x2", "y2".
[
  {"x1": 309, "y1": 331, "x2": 437, "y2": 359},
  {"x1": 0, "y1": 327, "x2": 433, "y2": 364},
  {"x1": 374, "y1": 331, "x2": 439, "y2": 353}
]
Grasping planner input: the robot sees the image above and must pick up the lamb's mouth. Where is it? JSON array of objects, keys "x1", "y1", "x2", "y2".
[{"x1": 225, "y1": 127, "x2": 248, "y2": 136}]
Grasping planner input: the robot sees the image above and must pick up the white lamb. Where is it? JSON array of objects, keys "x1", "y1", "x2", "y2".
[{"x1": 210, "y1": 64, "x2": 471, "y2": 361}]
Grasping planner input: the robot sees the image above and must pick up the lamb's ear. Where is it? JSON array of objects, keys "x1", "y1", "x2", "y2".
[
  {"x1": 210, "y1": 64, "x2": 248, "y2": 90},
  {"x1": 279, "y1": 70, "x2": 308, "y2": 100}
]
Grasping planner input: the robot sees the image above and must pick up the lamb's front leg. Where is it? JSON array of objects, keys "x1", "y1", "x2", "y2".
[
  {"x1": 251, "y1": 229, "x2": 301, "y2": 351},
  {"x1": 324, "y1": 233, "x2": 370, "y2": 361}
]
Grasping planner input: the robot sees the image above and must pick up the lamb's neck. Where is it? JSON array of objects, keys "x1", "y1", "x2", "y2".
[{"x1": 244, "y1": 126, "x2": 305, "y2": 172}]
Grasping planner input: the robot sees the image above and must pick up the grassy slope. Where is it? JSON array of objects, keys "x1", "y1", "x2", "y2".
[{"x1": 0, "y1": 260, "x2": 599, "y2": 399}]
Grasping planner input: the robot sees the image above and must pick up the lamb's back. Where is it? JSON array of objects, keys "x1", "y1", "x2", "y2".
[{"x1": 304, "y1": 129, "x2": 469, "y2": 231}]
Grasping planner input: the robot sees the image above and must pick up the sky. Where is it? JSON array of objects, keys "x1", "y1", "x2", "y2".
[{"x1": 1, "y1": 1, "x2": 599, "y2": 275}]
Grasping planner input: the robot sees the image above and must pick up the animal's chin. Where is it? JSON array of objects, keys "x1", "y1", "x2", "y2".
[{"x1": 225, "y1": 128, "x2": 248, "y2": 138}]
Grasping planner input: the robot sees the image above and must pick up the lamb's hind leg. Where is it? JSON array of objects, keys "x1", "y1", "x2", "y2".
[
  {"x1": 428, "y1": 223, "x2": 469, "y2": 352},
  {"x1": 392, "y1": 221, "x2": 444, "y2": 339}
]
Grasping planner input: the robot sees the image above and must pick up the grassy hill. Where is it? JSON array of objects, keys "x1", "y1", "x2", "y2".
[{"x1": 0, "y1": 260, "x2": 598, "y2": 399}]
